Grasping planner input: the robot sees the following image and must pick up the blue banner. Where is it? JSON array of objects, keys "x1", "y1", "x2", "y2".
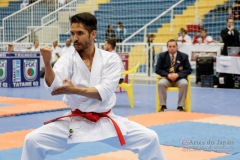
[{"x1": 0, "y1": 51, "x2": 40, "y2": 88}]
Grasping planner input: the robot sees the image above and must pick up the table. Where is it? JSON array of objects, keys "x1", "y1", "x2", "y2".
[
  {"x1": 162, "y1": 43, "x2": 224, "y2": 68},
  {"x1": 216, "y1": 56, "x2": 240, "y2": 74}
]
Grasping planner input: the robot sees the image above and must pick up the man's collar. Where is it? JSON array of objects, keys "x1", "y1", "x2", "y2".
[{"x1": 169, "y1": 52, "x2": 177, "y2": 56}]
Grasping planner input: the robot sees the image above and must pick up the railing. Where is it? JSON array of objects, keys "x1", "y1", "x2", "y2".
[
  {"x1": 40, "y1": 0, "x2": 86, "y2": 43},
  {"x1": 26, "y1": 26, "x2": 59, "y2": 43},
  {"x1": 19, "y1": 0, "x2": 82, "y2": 43},
  {"x1": 0, "y1": 42, "x2": 157, "y2": 76},
  {"x1": 0, "y1": 42, "x2": 223, "y2": 81},
  {"x1": 41, "y1": 0, "x2": 80, "y2": 26},
  {"x1": 0, "y1": 27, "x2": 3, "y2": 42},
  {"x1": 2, "y1": 0, "x2": 61, "y2": 43},
  {"x1": 122, "y1": 0, "x2": 185, "y2": 43}
]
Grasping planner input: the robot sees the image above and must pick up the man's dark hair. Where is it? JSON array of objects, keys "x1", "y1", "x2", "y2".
[
  {"x1": 201, "y1": 28, "x2": 207, "y2": 33},
  {"x1": 33, "y1": 40, "x2": 39, "y2": 44},
  {"x1": 69, "y1": 12, "x2": 97, "y2": 34},
  {"x1": 148, "y1": 34, "x2": 156, "y2": 38},
  {"x1": 182, "y1": 29, "x2": 187, "y2": 34},
  {"x1": 226, "y1": 17, "x2": 234, "y2": 22},
  {"x1": 179, "y1": 28, "x2": 185, "y2": 32},
  {"x1": 105, "y1": 39, "x2": 116, "y2": 49},
  {"x1": 167, "y1": 39, "x2": 178, "y2": 46}
]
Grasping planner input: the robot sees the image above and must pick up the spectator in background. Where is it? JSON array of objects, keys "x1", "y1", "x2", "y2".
[
  {"x1": 177, "y1": 29, "x2": 192, "y2": 44},
  {"x1": 58, "y1": 0, "x2": 71, "y2": 5},
  {"x1": 147, "y1": 34, "x2": 156, "y2": 76},
  {"x1": 220, "y1": 18, "x2": 240, "y2": 55},
  {"x1": 31, "y1": 40, "x2": 40, "y2": 51},
  {"x1": 51, "y1": 40, "x2": 62, "y2": 65},
  {"x1": 116, "y1": 22, "x2": 127, "y2": 42},
  {"x1": 7, "y1": 44, "x2": 14, "y2": 51},
  {"x1": 232, "y1": 0, "x2": 240, "y2": 20},
  {"x1": 60, "y1": 39, "x2": 75, "y2": 56},
  {"x1": 192, "y1": 29, "x2": 213, "y2": 44},
  {"x1": 44, "y1": 0, "x2": 68, "y2": 11},
  {"x1": 178, "y1": 28, "x2": 185, "y2": 37},
  {"x1": 105, "y1": 24, "x2": 116, "y2": 40},
  {"x1": 104, "y1": 39, "x2": 125, "y2": 84},
  {"x1": 155, "y1": 39, "x2": 192, "y2": 112},
  {"x1": 20, "y1": 0, "x2": 29, "y2": 9},
  {"x1": 20, "y1": 0, "x2": 36, "y2": 9}
]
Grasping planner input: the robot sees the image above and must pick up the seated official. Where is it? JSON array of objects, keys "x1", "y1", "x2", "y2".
[
  {"x1": 192, "y1": 29, "x2": 213, "y2": 44},
  {"x1": 177, "y1": 29, "x2": 192, "y2": 44},
  {"x1": 155, "y1": 39, "x2": 192, "y2": 112}
]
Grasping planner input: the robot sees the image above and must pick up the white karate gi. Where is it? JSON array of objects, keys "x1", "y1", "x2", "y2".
[
  {"x1": 60, "y1": 45, "x2": 75, "y2": 56},
  {"x1": 195, "y1": 36, "x2": 213, "y2": 44},
  {"x1": 111, "y1": 50, "x2": 125, "y2": 72},
  {"x1": 177, "y1": 34, "x2": 192, "y2": 44},
  {"x1": 21, "y1": 47, "x2": 166, "y2": 160},
  {"x1": 51, "y1": 46, "x2": 62, "y2": 62}
]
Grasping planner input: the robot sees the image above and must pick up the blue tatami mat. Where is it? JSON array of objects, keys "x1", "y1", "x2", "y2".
[
  {"x1": 150, "y1": 121, "x2": 240, "y2": 154},
  {"x1": 0, "y1": 142, "x2": 118, "y2": 160},
  {"x1": 212, "y1": 153, "x2": 240, "y2": 160},
  {"x1": 0, "y1": 104, "x2": 15, "y2": 107},
  {"x1": 1, "y1": 121, "x2": 239, "y2": 160}
]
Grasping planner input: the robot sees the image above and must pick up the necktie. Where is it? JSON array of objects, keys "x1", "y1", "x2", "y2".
[{"x1": 170, "y1": 54, "x2": 175, "y2": 73}]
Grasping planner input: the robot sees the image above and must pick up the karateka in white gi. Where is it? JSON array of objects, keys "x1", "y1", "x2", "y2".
[
  {"x1": 21, "y1": 12, "x2": 166, "y2": 160},
  {"x1": 60, "y1": 38, "x2": 75, "y2": 56}
]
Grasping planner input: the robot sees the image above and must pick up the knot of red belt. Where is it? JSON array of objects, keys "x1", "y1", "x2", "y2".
[{"x1": 44, "y1": 109, "x2": 126, "y2": 146}]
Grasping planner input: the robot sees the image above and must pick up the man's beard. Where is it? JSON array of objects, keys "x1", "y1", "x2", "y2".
[{"x1": 74, "y1": 41, "x2": 89, "y2": 53}]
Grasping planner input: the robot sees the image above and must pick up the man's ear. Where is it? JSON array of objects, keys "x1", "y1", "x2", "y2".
[{"x1": 91, "y1": 30, "x2": 97, "y2": 40}]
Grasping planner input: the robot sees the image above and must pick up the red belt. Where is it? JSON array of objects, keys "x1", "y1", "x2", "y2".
[{"x1": 44, "y1": 109, "x2": 126, "y2": 146}]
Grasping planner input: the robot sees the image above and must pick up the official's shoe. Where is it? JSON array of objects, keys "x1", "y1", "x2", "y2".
[
  {"x1": 177, "y1": 106, "x2": 184, "y2": 112},
  {"x1": 160, "y1": 105, "x2": 167, "y2": 112}
]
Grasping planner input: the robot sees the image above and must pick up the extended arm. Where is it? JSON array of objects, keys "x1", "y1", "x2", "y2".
[
  {"x1": 51, "y1": 79, "x2": 101, "y2": 100},
  {"x1": 40, "y1": 46, "x2": 55, "y2": 86}
]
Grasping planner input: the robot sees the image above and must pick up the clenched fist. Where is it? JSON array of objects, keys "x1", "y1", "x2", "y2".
[{"x1": 40, "y1": 46, "x2": 52, "y2": 66}]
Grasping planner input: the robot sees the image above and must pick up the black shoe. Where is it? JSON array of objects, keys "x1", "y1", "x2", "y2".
[
  {"x1": 177, "y1": 106, "x2": 184, "y2": 112},
  {"x1": 160, "y1": 105, "x2": 167, "y2": 112}
]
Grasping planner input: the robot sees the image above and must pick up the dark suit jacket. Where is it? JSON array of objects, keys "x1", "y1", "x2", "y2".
[
  {"x1": 221, "y1": 28, "x2": 240, "y2": 55},
  {"x1": 155, "y1": 51, "x2": 192, "y2": 80}
]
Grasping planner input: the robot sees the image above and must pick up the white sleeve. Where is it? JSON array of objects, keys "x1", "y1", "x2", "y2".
[
  {"x1": 55, "y1": 47, "x2": 62, "y2": 55},
  {"x1": 197, "y1": 37, "x2": 202, "y2": 43},
  {"x1": 186, "y1": 35, "x2": 192, "y2": 43},
  {"x1": 44, "y1": 54, "x2": 73, "y2": 92},
  {"x1": 94, "y1": 54, "x2": 121, "y2": 102},
  {"x1": 206, "y1": 36, "x2": 213, "y2": 43},
  {"x1": 60, "y1": 47, "x2": 65, "y2": 56}
]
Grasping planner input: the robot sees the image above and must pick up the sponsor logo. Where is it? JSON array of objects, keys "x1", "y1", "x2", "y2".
[
  {"x1": 24, "y1": 59, "x2": 38, "y2": 81},
  {"x1": 0, "y1": 60, "x2": 7, "y2": 82},
  {"x1": 13, "y1": 60, "x2": 21, "y2": 82}
]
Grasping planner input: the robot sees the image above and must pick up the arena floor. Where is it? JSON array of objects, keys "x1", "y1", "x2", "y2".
[{"x1": 0, "y1": 79, "x2": 239, "y2": 160}]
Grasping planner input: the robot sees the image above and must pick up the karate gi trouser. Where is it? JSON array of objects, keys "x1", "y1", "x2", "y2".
[
  {"x1": 21, "y1": 119, "x2": 166, "y2": 160},
  {"x1": 158, "y1": 78, "x2": 188, "y2": 107}
]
